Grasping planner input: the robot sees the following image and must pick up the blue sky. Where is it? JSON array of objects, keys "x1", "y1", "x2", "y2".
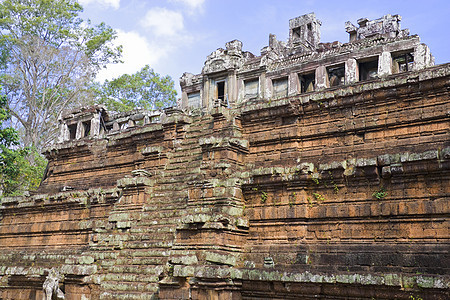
[{"x1": 79, "y1": 0, "x2": 450, "y2": 95}]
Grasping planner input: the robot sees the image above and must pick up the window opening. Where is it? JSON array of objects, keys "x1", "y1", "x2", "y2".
[
  {"x1": 82, "y1": 121, "x2": 91, "y2": 137},
  {"x1": 244, "y1": 78, "x2": 259, "y2": 98},
  {"x1": 359, "y1": 59, "x2": 378, "y2": 81},
  {"x1": 68, "y1": 124, "x2": 77, "y2": 140},
  {"x1": 292, "y1": 27, "x2": 301, "y2": 39},
  {"x1": 120, "y1": 122, "x2": 128, "y2": 130},
  {"x1": 328, "y1": 65, "x2": 345, "y2": 87},
  {"x1": 273, "y1": 77, "x2": 288, "y2": 98},
  {"x1": 217, "y1": 81, "x2": 225, "y2": 101},
  {"x1": 392, "y1": 52, "x2": 414, "y2": 73},
  {"x1": 188, "y1": 92, "x2": 201, "y2": 108},
  {"x1": 299, "y1": 73, "x2": 315, "y2": 93}
]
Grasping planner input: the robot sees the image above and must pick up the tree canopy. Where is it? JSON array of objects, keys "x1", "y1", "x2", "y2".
[
  {"x1": 0, "y1": 94, "x2": 46, "y2": 196},
  {"x1": 0, "y1": 0, "x2": 122, "y2": 149},
  {"x1": 95, "y1": 65, "x2": 177, "y2": 112},
  {"x1": 0, "y1": 1, "x2": 178, "y2": 196}
]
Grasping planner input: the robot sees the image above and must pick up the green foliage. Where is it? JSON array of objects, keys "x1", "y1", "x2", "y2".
[
  {"x1": 312, "y1": 192, "x2": 325, "y2": 202},
  {"x1": 0, "y1": 0, "x2": 122, "y2": 149},
  {"x1": 0, "y1": 0, "x2": 82, "y2": 46},
  {"x1": 372, "y1": 187, "x2": 387, "y2": 200},
  {"x1": 2, "y1": 147, "x2": 47, "y2": 196},
  {"x1": 1, "y1": 93, "x2": 20, "y2": 195},
  {"x1": 0, "y1": 95, "x2": 17, "y2": 147},
  {"x1": 94, "y1": 65, "x2": 177, "y2": 112},
  {"x1": 289, "y1": 192, "x2": 295, "y2": 207},
  {"x1": 328, "y1": 171, "x2": 339, "y2": 193},
  {"x1": 260, "y1": 191, "x2": 268, "y2": 203},
  {"x1": 1, "y1": 96, "x2": 46, "y2": 196}
]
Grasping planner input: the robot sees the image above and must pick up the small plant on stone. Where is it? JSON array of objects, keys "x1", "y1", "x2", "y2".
[
  {"x1": 260, "y1": 191, "x2": 268, "y2": 203},
  {"x1": 333, "y1": 183, "x2": 339, "y2": 193},
  {"x1": 289, "y1": 192, "x2": 296, "y2": 207},
  {"x1": 372, "y1": 187, "x2": 387, "y2": 200},
  {"x1": 312, "y1": 192, "x2": 325, "y2": 202}
]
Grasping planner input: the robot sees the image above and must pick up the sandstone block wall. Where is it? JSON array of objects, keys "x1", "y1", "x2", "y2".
[{"x1": 0, "y1": 63, "x2": 448, "y2": 299}]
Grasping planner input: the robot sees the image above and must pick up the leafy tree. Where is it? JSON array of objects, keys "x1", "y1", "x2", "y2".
[
  {"x1": 0, "y1": 94, "x2": 27, "y2": 196},
  {"x1": 0, "y1": 0, "x2": 122, "y2": 149},
  {"x1": 95, "y1": 65, "x2": 177, "y2": 112}
]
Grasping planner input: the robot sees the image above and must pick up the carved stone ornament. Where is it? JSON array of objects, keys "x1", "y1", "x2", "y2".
[{"x1": 42, "y1": 268, "x2": 65, "y2": 300}]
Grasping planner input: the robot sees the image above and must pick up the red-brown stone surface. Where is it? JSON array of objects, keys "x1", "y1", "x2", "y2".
[{"x1": 0, "y1": 64, "x2": 449, "y2": 299}]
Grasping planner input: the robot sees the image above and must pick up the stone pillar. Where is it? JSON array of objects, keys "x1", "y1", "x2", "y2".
[
  {"x1": 237, "y1": 78, "x2": 245, "y2": 102},
  {"x1": 58, "y1": 122, "x2": 69, "y2": 143},
  {"x1": 265, "y1": 77, "x2": 272, "y2": 99},
  {"x1": 259, "y1": 73, "x2": 266, "y2": 99},
  {"x1": 315, "y1": 66, "x2": 329, "y2": 90},
  {"x1": 288, "y1": 72, "x2": 299, "y2": 96},
  {"x1": 413, "y1": 44, "x2": 434, "y2": 71},
  {"x1": 345, "y1": 58, "x2": 359, "y2": 84},
  {"x1": 75, "y1": 121, "x2": 83, "y2": 140},
  {"x1": 378, "y1": 51, "x2": 392, "y2": 77},
  {"x1": 90, "y1": 113, "x2": 101, "y2": 138},
  {"x1": 228, "y1": 73, "x2": 237, "y2": 105},
  {"x1": 181, "y1": 90, "x2": 188, "y2": 109},
  {"x1": 203, "y1": 78, "x2": 210, "y2": 109}
]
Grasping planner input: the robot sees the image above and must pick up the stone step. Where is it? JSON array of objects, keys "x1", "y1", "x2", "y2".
[
  {"x1": 109, "y1": 257, "x2": 169, "y2": 265},
  {"x1": 100, "y1": 291, "x2": 156, "y2": 300},
  {"x1": 105, "y1": 264, "x2": 164, "y2": 275},
  {"x1": 100, "y1": 281, "x2": 159, "y2": 292},
  {"x1": 102, "y1": 273, "x2": 160, "y2": 283}
]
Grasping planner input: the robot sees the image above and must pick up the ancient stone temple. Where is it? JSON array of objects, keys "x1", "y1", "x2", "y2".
[{"x1": 1, "y1": 13, "x2": 449, "y2": 299}]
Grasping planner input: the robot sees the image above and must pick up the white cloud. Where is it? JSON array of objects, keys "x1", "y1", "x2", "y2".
[
  {"x1": 78, "y1": 0, "x2": 120, "y2": 9},
  {"x1": 96, "y1": 30, "x2": 164, "y2": 82},
  {"x1": 170, "y1": 0, "x2": 205, "y2": 10},
  {"x1": 96, "y1": 5, "x2": 200, "y2": 84},
  {"x1": 140, "y1": 8, "x2": 184, "y2": 37}
]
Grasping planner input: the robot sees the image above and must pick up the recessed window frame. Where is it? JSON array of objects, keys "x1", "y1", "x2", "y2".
[
  {"x1": 298, "y1": 72, "x2": 315, "y2": 93},
  {"x1": 359, "y1": 57, "x2": 379, "y2": 81},
  {"x1": 272, "y1": 76, "x2": 289, "y2": 99},
  {"x1": 68, "y1": 123, "x2": 77, "y2": 140},
  {"x1": 187, "y1": 91, "x2": 201, "y2": 108},
  {"x1": 244, "y1": 77, "x2": 259, "y2": 99},
  {"x1": 392, "y1": 51, "x2": 414, "y2": 73},
  {"x1": 82, "y1": 121, "x2": 91, "y2": 137},
  {"x1": 216, "y1": 80, "x2": 226, "y2": 101},
  {"x1": 327, "y1": 64, "x2": 345, "y2": 87}
]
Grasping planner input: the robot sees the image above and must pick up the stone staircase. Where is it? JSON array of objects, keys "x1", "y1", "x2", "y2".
[{"x1": 94, "y1": 113, "x2": 215, "y2": 298}]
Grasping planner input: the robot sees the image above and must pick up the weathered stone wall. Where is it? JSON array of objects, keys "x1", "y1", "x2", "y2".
[{"x1": 0, "y1": 62, "x2": 448, "y2": 299}]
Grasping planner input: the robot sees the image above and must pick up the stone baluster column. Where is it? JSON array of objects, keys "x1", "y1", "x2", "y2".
[
  {"x1": 288, "y1": 72, "x2": 299, "y2": 96},
  {"x1": 75, "y1": 121, "x2": 83, "y2": 139},
  {"x1": 378, "y1": 51, "x2": 392, "y2": 77},
  {"x1": 90, "y1": 112, "x2": 101, "y2": 138},
  {"x1": 315, "y1": 65, "x2": 329, "y2": 90},
  {"x1": 413, "y1": 44, "x2": 434, "y2": 71},
  {"x1": 345, "y1": 58, "x2": 359, "y2": 84},
  {"x1": 265, "y1": 77, "x2": 273, "y2": 99}
]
